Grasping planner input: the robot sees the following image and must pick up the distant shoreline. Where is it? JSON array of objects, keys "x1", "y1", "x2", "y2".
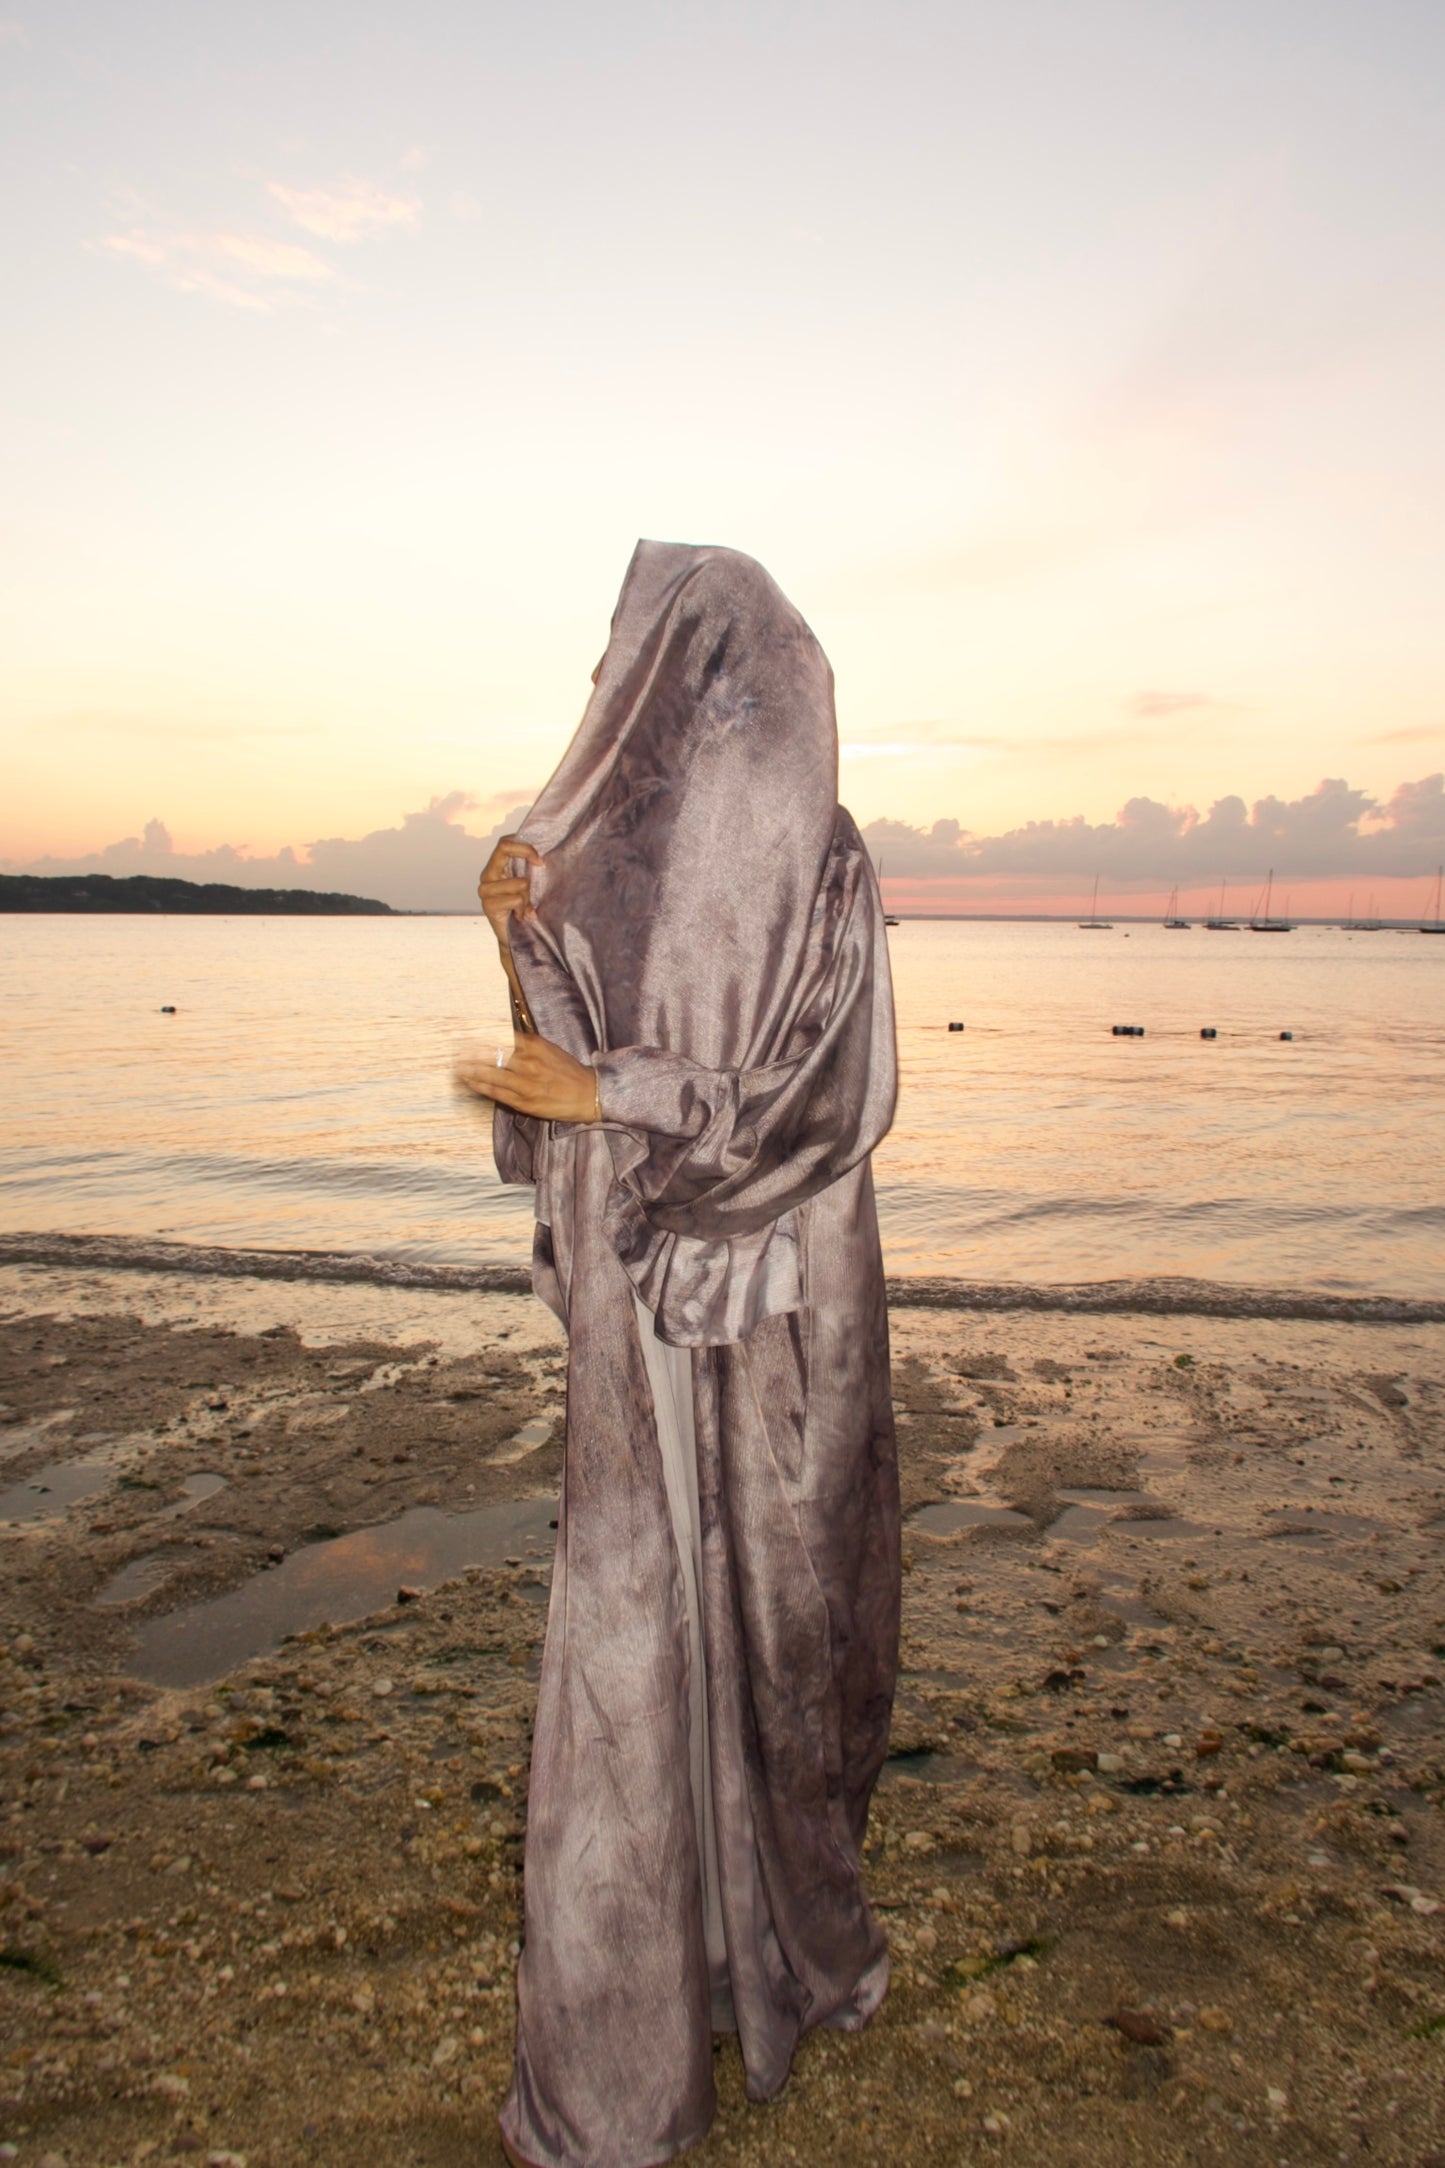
[
  {"x1": 2, "y1": 878, "x2": 1434, "y2": 927},
  {"x1": 3, "y1": 1230, "x2": 1441, "y2": 1325},
  {"x1": 0, "y1": 872, "x2": 391, "y2": 915}
]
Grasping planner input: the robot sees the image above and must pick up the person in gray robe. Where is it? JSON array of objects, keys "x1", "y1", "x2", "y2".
[{"x1": 458, "y1": 540, "x2": 900, "y2": 2168}]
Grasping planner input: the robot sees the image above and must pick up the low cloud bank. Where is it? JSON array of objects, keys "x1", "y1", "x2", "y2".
[
  {"x1": 861, "y1": 774, "x2": 1445, "y2": 883},
  {"x1": 5, "y1": 795, "x2": 528, "y2": 914},
  {"x1": 8, "y1": 773, "x2": 1443, "y2": 911}
]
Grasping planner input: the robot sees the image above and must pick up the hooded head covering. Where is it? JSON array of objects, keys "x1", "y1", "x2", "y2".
[{"x1": 500, "y1": 540, "x2": 896, "y2": 1343}]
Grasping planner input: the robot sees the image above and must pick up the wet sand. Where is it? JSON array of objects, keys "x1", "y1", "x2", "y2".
[{"x1": 1, "y1": 1261, "x2": 1442, "y2": 2167}]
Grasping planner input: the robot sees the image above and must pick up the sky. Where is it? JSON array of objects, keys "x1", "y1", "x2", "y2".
[{"x1": 3, "y1": 0, "x2": 1444, "y2": 914}]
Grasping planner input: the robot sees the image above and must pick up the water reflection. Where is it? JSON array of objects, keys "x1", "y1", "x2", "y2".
[
  {"x1": 126, "y1": 1495, "x2": 558, "y2": 1688},
  {"x1": 0, "y1": 1460, "x2": 111, "y2": 1523}
]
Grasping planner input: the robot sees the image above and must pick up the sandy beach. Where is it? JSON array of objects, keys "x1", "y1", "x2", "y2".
[{"x1": 1, "y1": 1260, "x2": 1442, "y2": 2167}]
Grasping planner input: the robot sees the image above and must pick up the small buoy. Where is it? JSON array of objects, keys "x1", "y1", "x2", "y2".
[
  {"x1": 1200, "y1": 1026, "x2": 1217, "y2": 1039},
  {"x1": 160, "y1": 1005, "x2": 177, "y2": 1014},
  {"x1": 1278, "y1": 1030, "x2": 1293, "y2": 1041},
  {"x1": 948, "y1": 1021, "x2": 965, "y2": 1033}
]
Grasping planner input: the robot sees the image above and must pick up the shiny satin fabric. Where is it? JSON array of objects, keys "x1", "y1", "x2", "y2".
[{"x1": 493, "y1": 543, "x2": 900, "y2": 2167}]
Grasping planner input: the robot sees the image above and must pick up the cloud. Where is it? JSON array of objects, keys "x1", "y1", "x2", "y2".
[
  {"x1": 0, "y1": 19, "x2": 30, "y2": 48},
  {"x1": 1127, "y1": 690, "x2": 1219, "y2": 719},
  {"x1": 1370, "y1": 723, "x2": 1443, "y2": 746},
  {"x1": 103, "y1": 226, "x2": 333, "y2": 312},
  {"x1": 4, "y1": 798, "x2": 535, "y2": 913},
  {"x1": 13, "y1": 776, "x2": 1442, "y2": 910},
  {"x1": 268, "y1": 177, "x2": 419, "y2": 243},
  {"x1": 862, "y1": 773, "x2": 1445, "y2": 883},
  {"x1": 99, "y1": 169, "x2": 415, "y2": 312},
  {"x1": 843, "y1": 711, "x2": 1232, "y2": 765}
]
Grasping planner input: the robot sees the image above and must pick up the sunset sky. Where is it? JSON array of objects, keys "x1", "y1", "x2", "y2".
[{"x1": 4, "y1": 0, "x2": 1444, "y2": 913}]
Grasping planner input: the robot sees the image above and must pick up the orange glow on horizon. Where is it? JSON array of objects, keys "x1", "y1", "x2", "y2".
[{"x1": 879, "y1": 873, "x2": 1445, "y2": 923}]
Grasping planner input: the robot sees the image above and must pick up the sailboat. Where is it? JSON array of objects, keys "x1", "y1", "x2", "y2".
[
  {"x1": 1204, "y1": 878, "x2": 1239, "y2": 930},
  {"x1": 1422, "y1": 865, "x2": 1445, "y2": 935},
  {"x1": 875, "y1": 855, "x2": 900, "y2": 927},
  {"x1": 1343, "y1": 892, "x2": 1383, "y2": 931},
  {"x1": 1249, "y1": 868, "x2": 1293, "y2": 932},
  {"x1": 1163, "y1": 886, "x2": 1190, "y2": 929},
  {"x1": 1078, "y1": 874, "x2": 1112, "y2": 930}
]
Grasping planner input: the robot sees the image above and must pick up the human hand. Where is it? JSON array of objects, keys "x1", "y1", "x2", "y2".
[
  {"x1": 478, "y1": 835, "x2": 543, "y2": 952},
  {"x1": 454, "y1": 1033, "x2": 600, "y2": 1124}
]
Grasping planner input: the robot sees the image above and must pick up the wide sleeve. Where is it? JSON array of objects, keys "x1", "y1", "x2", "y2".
[{"x1": 592, "y1": 823, "x2": 896, "y2": 1244}]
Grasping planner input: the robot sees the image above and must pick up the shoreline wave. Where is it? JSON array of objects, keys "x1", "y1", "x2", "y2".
[{"x1": 2, "y1": 1230, "x2": 1441, "y2": 1326}]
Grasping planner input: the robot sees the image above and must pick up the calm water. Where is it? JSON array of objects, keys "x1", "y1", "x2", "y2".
[{"x1": 1, "y1": 915, "x2": 1442, "y2": 1297}]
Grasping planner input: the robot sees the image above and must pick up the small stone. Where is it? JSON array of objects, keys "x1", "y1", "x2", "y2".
[
  {"x1": 1096, "y1": 1751, "x2": 1126, "y2": 1774},
  {"x1": 1266, "y1": 2086, "x2": 1288, "y2": 2111},
  {"x1": 1009, "y1": 1820, "x2": 1032, "y2": 1857},
  {"x1": 371, "y1": 1677, "x2": 395, "y2": 1698},
  {"x1": 914, "y1": 1924, "x2": 938, "y2": 1952},
  {"x1": 904, "y1": 1829, "x2": 934, "y2": 1853},
  {"x1": 982, "y1": 2112, "x2": 1010, "y2": 2135},
  {"x1": 153, "y1": 2070, "x2": 191, "y2": 2097},
  {"x1": 1109, "y1": 2007, "x2": 1173, "y2": 2046},
  {"x1": 246, "y1": 1773, "x2": 268, "y2": 1790},
  {"x1": 1198, "y1": 2006, "x2": 1233, "y2": 2034},
  {"x1": 1165, "y1": 1908, "x2": 1191, "y2": 1930},
  {"x1": 1195, "y1": 1730, "x2": 1224, "y2": 1757},
  {"x1": 953, "y1": 2077, "x2": 974, "y2": 2098},
  {"x1": 961, "y1": 1990, "x2": 997, "y2": 2023},
  {"x1": 432, "y1": 2034, "x2": 460, "y2": 2068},
  {"x1": 1161, "y1": 1732, "x2": 1183, "y2": 1749}
]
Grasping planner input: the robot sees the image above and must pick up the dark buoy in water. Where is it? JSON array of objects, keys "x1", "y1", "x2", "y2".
[
  {"x1": 1200, "y1": 1026, "x2": 1217, "y2": 1040},
  {"x1": 948, "y1": 1021, "x2": 965, "y2": 1032},
  {"x1": 1278, "y1": 1030, "x2": 1294, "y2": 1041},
  {"x1": 160, "y1": 1005, "x2": 177, "y2": 1014}
]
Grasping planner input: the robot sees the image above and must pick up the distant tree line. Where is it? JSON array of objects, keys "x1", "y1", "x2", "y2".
[{"x1": 0, "y1": 873, "x2": 392, "y2": 915}]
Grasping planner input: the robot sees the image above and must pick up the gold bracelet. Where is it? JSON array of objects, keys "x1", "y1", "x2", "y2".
[{"x1": 593, "y1": 1067, "x2": 602, "y2": 1123}]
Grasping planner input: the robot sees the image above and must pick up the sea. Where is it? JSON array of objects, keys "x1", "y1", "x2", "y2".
[{"x1": 1, "y1": 914, "x2": 1442, "y2": 1303}]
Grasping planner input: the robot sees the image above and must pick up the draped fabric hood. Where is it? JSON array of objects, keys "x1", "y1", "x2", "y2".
[{"x1": 501, "y1": 540, "x2": 897, "y2": 1344}]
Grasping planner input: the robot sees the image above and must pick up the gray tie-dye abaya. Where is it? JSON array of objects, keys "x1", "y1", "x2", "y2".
[{"x1": 492, "y1": 542, "x2": 900, "y2": 2168}]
